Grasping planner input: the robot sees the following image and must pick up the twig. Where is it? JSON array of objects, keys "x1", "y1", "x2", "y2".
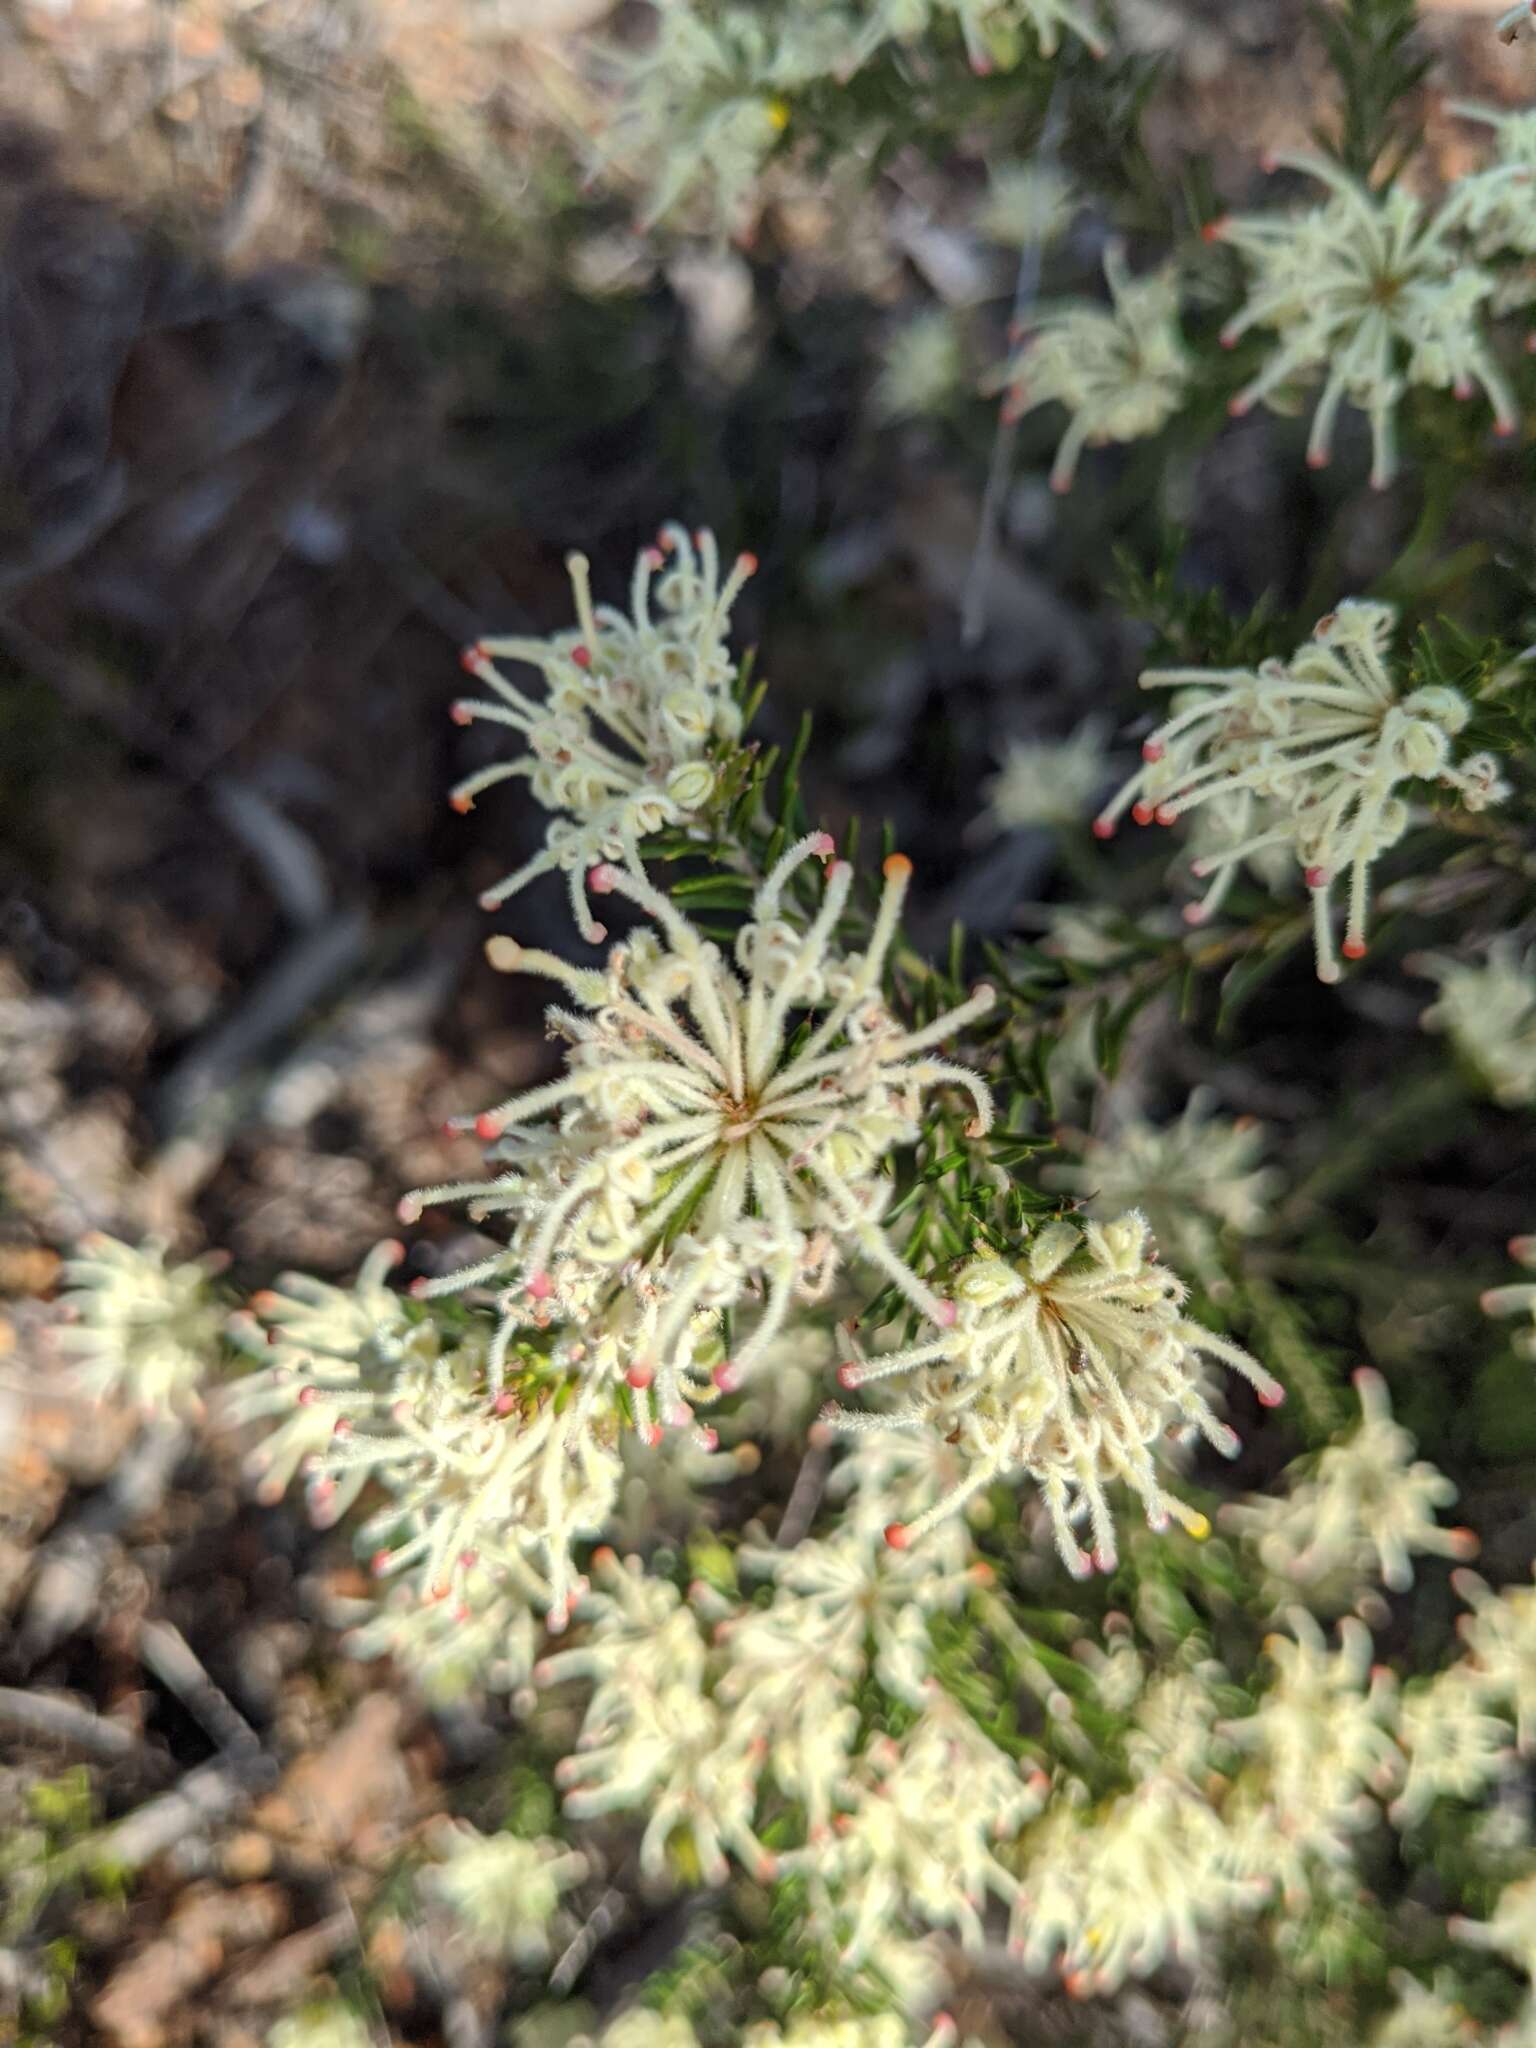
[
  {"x1": 776, "y1": 1436, "x2": 828, "y2": 1551},
  {"x1": 548, "y1": 1887, "x2": 625, "y2": 1997},
  {"x1": 90, "y1": 1751, "x2": 278, "y2": 1873},
  {"x1": 0, "y1": 1687, "x2": 162, "y2": 1770},
  {"x1": 138, "y1": 1618, "x2": 263, "y2": 1758},
  {"x1": 15, "y1": 1418, "x2": 189, "y2": 1670}
]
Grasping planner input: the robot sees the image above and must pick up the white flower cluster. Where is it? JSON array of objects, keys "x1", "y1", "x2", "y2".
[
  {"x1": 1447, "y1": 104, "x2": 1536, "y2": 295},
  {"x1": 831, "y1": 1210, "x2": 1283, "y2": 1576},
  {"x1": 1096, "y1": 599, "x2": 1508, "y2": 981},
  {"x1": 407, "y1": 833, "x2": 993, "y2": 1449},
  {"x1": 993, "y1": 246, "x2": 1189, "y2": 491},
  {"x1": 454, "y1": 526, "x2": 752, "y2": 942},
  {"x1": 426, "y1": 1825, "x2": 587, "y2": 1963},
  {"x1": 1485, "y1": 1234, "x2": 1536, "y2": 1360},
  {"x1": 55, "y1": 1234, "x2": 225, "y2": 1417},
  {"x1": 1209, "y1": 153, "x2": 1518, "y2": 489},
  {"x1": 1226, "y1": 1367, "x2": 1477, "y2": 1607},
  {"x1": 1422, "y1": 941, "x2": 1536, "y2": 1108},
  {"x1": 1047, "y1": 1089, "x2": 1280, "y2": 1297},
  {"x1": 983, "y1": 719, "x2": 1110, "y2": 832}
]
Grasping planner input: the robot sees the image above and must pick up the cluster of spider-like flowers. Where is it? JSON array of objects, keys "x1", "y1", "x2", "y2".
[
  {"x1": 1046, "y1": 1088, "x2": 1280, "y2": 1298},
  {"x1": 1207, "y1": 152, "x2": 1518, "y2": 489},
  {"x1": 1422, "y1": 940, "x2": 1536, "y2": 1108},
  {"x1": 404, "y1": 832, "x2": 994, "y2": 1440},
  {"x1": 830, "y1": 1209, "x2": 1283, "y2": 1577},
  {"x1": 992, "y1": 244, "x2": 1189, "y2": 491},
  {"x1": 1224, "y1": 1367, "x2": 1478, "y2": 1608},
  {"x1": 424, "y1": 1824, "x2": 587, "y2": 1963},
  {"x1": 54, "y1": 1234, "x2": 225, "y2": 1417},
  {"x1": 1095, "y1": 598, "x2": 1508, "y2": 982},
  {"x1": 1484, "y1": 1234, "x2": 1536, "y2": 1360},
  {"x1": 225, "y1": 1241, "x2": 619, "y2": 1627},
  {"x1": 452, "y1": 526, "x2": 752, "y2": 943},
  {"x1": 982, "y1": 719, "x2": 1111, "y2": 832}
]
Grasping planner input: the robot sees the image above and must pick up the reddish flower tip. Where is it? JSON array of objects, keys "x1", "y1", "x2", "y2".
[
  {"x1": 884, "y1": 1522, "x2": 911, "y2": 1550},
  {"x1": 932, "y1": 1299, "x2": 959, "y2": 1328},
  {"x1": 1092, "y1": 1546, "x2": 1117, "y2": 1574},
  {"x1": 449, "y1": 791, "x2": 473, "y2": 814},
  {"x1": 882, "y1": 851, "x2": 913, "y2": 881},
  {"x1": 449, "y1": 699, "x2": 475, "y2": 725},
  {"x1": 1091, "y1": 816, "x2": 1116, "y2": 840},
  {"x1": 1494, "y1": 418, "x2": 1519, "y2": 439},
  {"x1": 494, "y1": 1392, "x2": 517, "y2": 1415},
  {"x1": 588, "y1": 862, "x2": 620, "y2": 895},
  {"x1": 526, "y1": 1270, "x2": 554, "y2": 1301},
  {"x1": 643, "y1": 545, "x2": 665, "y2": 569},
  {"x1": 409, "y1": 1277, "x2": 431, "y2": 1300},
  {"x1": 737, "y1": 550, "x2": 759, "y2": 575},
  {"x1": 475, "y1": 1112, "x2": 503, "y2": 1142},
  {"x1": 383, "y1": 1239, "x2": 406, "y2": 1265},
  {"x1": 1257, "y1": 1382, "x2": 1286, "y2": 1408},
  {"x1": 296, "y1": 1385, "x2": 318, "y2": 1406},
  {"x1": 809, "y1": 830, "x2": 835, "y2": 859},
  {"x1": 626, "y1": 1362, "x2": 654, "y2": 1390},
  {"x1": 1131, "y1": 801, "x2": 1155, "y2": 826},
  {"x1": 836, "y1": 1361, "x2": 861, "y2": 1391},
  {"x1": 1342, "y1": 937, "x2": 1368, "y2": 960},
  {"x1": 458, "y1": 644, "x2": 485, "y2": 674},
  {"x1": 371, "y1": 1548, "x2": 393, "y2": 1577},
  {"x1": 1154, "y1": 803, "x2": 1178, "y2": 826},
  {"x1": 712, "y1": 1360, "x2": 740, "y2": 1392},
  {"x1": 1201, "y1": 217, "x2": 1229, "y2": 244},
  {"x1": 571, "y1": 643, "x2": 592, "y2": 668},
  {"x1": 1142, "y1": 738, "x2": 1165, "y2": 763},
  {"x1": 1304, "y1": 865, "x2": 1328, "y2": 889},
  {"x1": 1227, "y1": 395, "x2": 1251, "y2": 418},
  {"x1": 642, "y1": 1424, "x2": 663, "y2": 1447},
  {"x1": 1306, "y1": 450, "x2": 1330, "y2": 470},
  {"x1": 1182, "y1": 902, "x2": 1209, "y2": 926}
]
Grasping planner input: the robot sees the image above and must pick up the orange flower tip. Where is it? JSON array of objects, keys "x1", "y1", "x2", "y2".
[
  {"x1": 1450, "y1": 1528, "x2": 1481, "y2": 1558},
  {"x1": 626, "y1": 1363, "x2": 654, "y2": 1389},
  {"x1": 296, "y1": 1384, "x2": 319, "y2": 1407},
  {"x1": 1141, "y1": 738, "x2": 1165, "y2": 763},
  {"x1": 836, "y1": 1361, "x2": 861, "y2": 1391},
  {"x1": 1305, "y1": 449, "x2": 1330, "y2": 470},
  {"x1": 474, "y1": 1112, "x2": 504, "y2": 1142},
  {"x1": 1091, "y1": 816, "x2": 1116, "y2": 840},
  {"x1": 1257, "y1": 1382, "x2": 1286, "y2": 1408},
  {"x1": 1227, "y1": 395, "x2": 1251, "y2": 418},
  {"x1": 570, "y1": 643, "x2": 592, "y2": 669},
  {"x1": 643, "y1": 1424, "x2": 663, "y2": 1447},
  {"x1": 882, "y1": 851, "x2": 913, "y2": 881},
  {"x1": 1303, "y1": 865, "x2": 1328, "y2": 889},
  {"x1": 449, "y1": 699, "x2": 475, "y2": 724},
  {"x1": 1154, "y1": 803, "x2": 1178, "y2": 825},
  {"x1": 458, "y1": 644, "x2": 485, "y2": 674},
  {"x1": 1131, "y1": 801, "x2": 1155, "y2": 826},
  {"x1": 884, "y1": 1522, "x2": 911, "y2": 1550},
  {"x1": 1341, "y1": 936, "x2": 1369, "y2": 960},
  {"x1": 1182, "y1": 902, "x2": 1209, "y2": 926},
  {"x1": 933, "y1": 1298, "x2": 959, "y2": 1328},
  {"x1": 449, "y1": 791, "x2": 474, "y2": 814},
  {"x1": 409, "y1": 1277, "x2": 431, "y2": 1300},
  {"x1": 969, "y1": 1561, "x2": 995, "y2": 1586},
  {"x1": 1202, "y1": 217, "x2": 1230, "y2": 244},
  {"x1": 588, "y1": 861, "x2": 620, "y2": 895},
  {"x1": 756, "y1": 1852, "x2": 779, "y2": 1881},
  {"x1": 737, "y1": 550, "x2": 759, "y2": 575}
]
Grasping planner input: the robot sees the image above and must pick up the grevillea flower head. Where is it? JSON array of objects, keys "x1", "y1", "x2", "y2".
[
  {"x1": 1445, "y1": 105, "x2": 1536, "y2": 284},
  {"x1": 1225, "y1": 1367, "x2": 1477, "y2": 1605},
  {"x1": 454, "y1": 526, "x2": 752, "y2": 942},
  {"x1": 1454, "y1": 1561, "x2": 1536, "y2": 1751},
  {"x1": 831, "y1": 1210, "x2": 1283, "y2": 1576},
  {"x1": 1421, "y1": 940, "x2": 1536, "y2": 1107},
  {"x1": 56, "y1": 1235, "x2": 224, "y2": 1417},
  {"x1": 1209, "y1": 153, "x2": 1517, "y2": 487},
  {"x1": 850, "y1": 0, "x2": 1107, "y2": 71},
  {"x1": 983, "y1": 720, "x2": 1111, "y2": 832},
  {"x1": 1483, "y1": 1233, "x2": 1536, "y2": 1360},
  {"x1": 974, "y1": 162, "x2": 1078, "y2": 250},
  {"x1": 994, "y1": 245, "x2": 1188, "y2": 491},
  {"x1": 1389, "y1": 1663, "x2": 1511, "y2": 1827},
  {"x1": 426, "y1": 1825, "x2": 587, "y2": 1962},
  {"x1": 1046, "y1": 1088, "x2": 1279, "y2": 1297},
  {"x1": 1096, "y1": 599, "x2": 1507, "y2": 981},
  {"x1": 405, "y1": 836, "x2": 993, "y2": 1436}
]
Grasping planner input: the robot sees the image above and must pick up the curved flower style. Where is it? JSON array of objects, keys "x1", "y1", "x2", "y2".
[
  {"x1": 1421, "y1": 940, "x2": 1536, "y2": 1107},
  {"x1": 405, "y1": 836, "x2": 994, "y2": 1429},
  {"x1": 851, "y1": 0, "x2": 1107, "y2": 70},
  {"x1": 1225, "y1": 1367, "x2": 1476, "y2": 1605},
  {"x1": 426, "y1": 1826, "x2": 587, "y2": 1962},
  {"x1": 1209, "y1": 153, "x2": 1516, "y2": 488},
  {"x1": 1390, "y1": 1664, "x2": 1511, "y2": 1827},
  {"x1": 994, "y1": 246, "x2": 1188, "y2": 491},
  {"x1": 1095, "y1": 599, "x2": 1508, "y2": 981},
  {"x1": 453, "y1": 526, "x2": 752, "y2": 942},
  {"x1": 56, "y1": 1235, "x2": 225, "y2": 1417},
  {"x1": 1454, "y1": 1562, "x2": 1536, "y2": 1752},
  {"x1": 831, "y1": 1211, "x2": 1283, "y2": 1576},
  {"x1": 1222, "y1": 1612, "x2": 1401, "y2": 1858},
  {"x1": 1483, "y1": 1233, "x2": 1536, "y2": 1360},
  {"x1": 1046, "y1": 1088, "x2": 1279, "y2": 1297}
]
